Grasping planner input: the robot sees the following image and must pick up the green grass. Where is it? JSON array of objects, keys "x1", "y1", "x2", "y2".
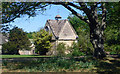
[{"x1": 1, "y1": 55, "x2": 52, "y2": 58}]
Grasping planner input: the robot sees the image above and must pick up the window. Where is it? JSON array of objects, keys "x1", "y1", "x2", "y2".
[{"x1": 45, "y1": 26, "x2": 49, "y2": 32}]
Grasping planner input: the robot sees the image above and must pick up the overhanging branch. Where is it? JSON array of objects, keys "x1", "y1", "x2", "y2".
[
  {"x1": 67, "y1": 2, "x2": 83, "y2": 10},
  {"x1": 2, "y1": 2, "x2": 49, "y2": 24},
  {"x1": 62, "y1": 4, "x2": 90, "y2": 24}
]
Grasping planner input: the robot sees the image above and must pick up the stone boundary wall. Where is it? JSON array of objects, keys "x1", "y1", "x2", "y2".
[{"x1": 19, "y1": 50, "x2": 34, "y2": 55}]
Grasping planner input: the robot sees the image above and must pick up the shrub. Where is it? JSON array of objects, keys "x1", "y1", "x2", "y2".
[
  {"x1": 56, "y1": 43, "x2": 66, "y2": 56},
  {"x1": 2, "y1": 42, "x2": 18, "y2": 54},
  {"x1": 86, "y1": 48, "x2": 93, "y2": 55},
  {"x1": 71, "y1": 42, "x2": 85, "y2": 56}
]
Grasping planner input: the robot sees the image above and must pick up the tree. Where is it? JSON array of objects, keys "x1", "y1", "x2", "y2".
[
  {"x1": 26, "y1": 32, "x2": 36, "y2": 39},
  {"x1": 5, "y1": 27, "x2": 31, "y2": 54},
  {"x1": 2, "y1": 2, "x2": 49, "y2": 24},
  {"x1": 34, "y1": 29, "x2": 52, "y2": 55},
  {"x1": 2, "y1": 42, "x2": 18, "y2": 54},
  {"x1": 2, "y1": 2, "x2": 118, "y2": 58},
  {"x1": 68, "y1": 15, "x2": 93, "y2": 55},
  {"x1": 104, "y1": 2, "x2": 120, "y2": 54}
]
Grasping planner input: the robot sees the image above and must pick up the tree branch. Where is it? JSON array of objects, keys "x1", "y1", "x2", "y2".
[
  {"x1": 91, "y1": 2, "x2": 100, "y2": 11},
  {"x1": 2, "y1": 2, "x2": 49, "y2": 24},
  {"x1": 67, "y1": 2, "x2": 83, "y2": 10},
  {"x1": 79, "y1": 2, "x2": 90, "y2": 11},
  {"x1": 101, "y1": 3, "x2": 106, "y2": 31},
  {"x1": 62, "y1": 3, "x2": 89, "y2": 24},
  {"x1": 78, "y1": 2, "x2": 95, "y2": 24}
]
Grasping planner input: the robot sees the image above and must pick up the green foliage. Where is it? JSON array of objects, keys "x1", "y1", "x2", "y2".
[
  {"x1": 68, "y1": 15, "x2": 93, "y2": 55},
  {"x1": 68, "y1": 15, "x2": 89, "y2": 34},
  {"x1": 56, "y1": 43, "x2": 66, "y2": 56},
  {"x1": 26, "y1": 32, "x2": 34, "y2": 39},
  {"x1": 70, "y1": 42, "x2": 85, "y2": 56},
  {"x1": 2, "y1": 2, "x2": 120, "y2": 57},
  {"x1": 56, "y1": 42, "x2": 86, "y2": 57},
  {"x1": 104, "y1": 2, "x2": 120, "y2": 54},
  {"x1": 26, "y1": 31, "x2": 37, "y2": 39},
  {"x1": 34, "y1": 29, "x2": 52, "y2": 55},
  {"x1": 2, "y1": 57, "x2": 97, "y2": 72},
  {"x1": 2, "y1": 2, "x2": 47, "y2": 24},
  {"x1": 2, "y1": 42, "x2": 18, "y2": 54},
  {"x1": 9, "y1": 27, "x2": 31, "y2": 50},
  {"x1": 2, "y1": 27, "x2": 31, "y2": 54}
]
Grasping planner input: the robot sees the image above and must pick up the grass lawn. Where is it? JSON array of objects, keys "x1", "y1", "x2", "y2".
[{"x1": 1, "y1": 55, "x2": 52, "y2": 58}]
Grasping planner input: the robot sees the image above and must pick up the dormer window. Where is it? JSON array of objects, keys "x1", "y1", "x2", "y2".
[{"x1": 45, "y1": 26, "x2": 49, "y2": 32}]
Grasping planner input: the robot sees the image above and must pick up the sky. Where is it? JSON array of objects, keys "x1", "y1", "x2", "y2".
[{"x1": 9, "y1": 5, "x2": 72, "y2": 32}]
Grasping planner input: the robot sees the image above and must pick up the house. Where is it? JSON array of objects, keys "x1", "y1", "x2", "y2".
[{"x1": 44, "y1": 15, "x2": 78, "y2": 49}]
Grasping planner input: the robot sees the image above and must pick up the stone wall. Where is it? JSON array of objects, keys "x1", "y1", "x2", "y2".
[{"x1": 19, "y1": 49, "x2": 35, "y2": 55}]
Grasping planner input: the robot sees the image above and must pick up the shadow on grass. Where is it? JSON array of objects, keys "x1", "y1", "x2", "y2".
[
  {"x1": 3, "y1": 55, "x2": 120, "y2": 72},
  {"x1": 2, "y1": 56, "x2": 97, "y2": 72},
  {"x1": 93, "y1": 56, "x2": 120, "y2": 73}
]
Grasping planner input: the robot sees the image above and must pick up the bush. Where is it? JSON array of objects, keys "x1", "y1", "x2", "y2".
[
  {"x1": 86, "y1": 48, "x2": 93, "y2": 55},
  {"x1": 2, "y1": 42, "x2": 19, "y2": 54},
  {"x1": 104, "y1": 44, "x2": 120, "y2": 54},
  {"x1": 56, "y1": 43, "x2": 66, "y2": 56},
  {"x1": 56, "y1": 42, "x2": 86, "y2": 57},
  {"x1": 71, "y1": 42, "x2": 85, "y2": 56}
]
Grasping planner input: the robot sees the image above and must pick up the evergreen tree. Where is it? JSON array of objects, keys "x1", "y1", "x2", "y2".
[
  {"x1": 34, "y1": 29, "x2": 52, "y2": 55},
  {"x1": 2, "y1": 27, "x2": 31, "y2": 54}
]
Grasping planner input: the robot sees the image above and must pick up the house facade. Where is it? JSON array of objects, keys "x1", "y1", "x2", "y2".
[{"x1": 44, "y1": 15, "x2": 78, "y2": 49}]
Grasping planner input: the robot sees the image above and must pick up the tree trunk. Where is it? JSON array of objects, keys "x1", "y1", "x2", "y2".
[
  {"x1": 89, "y1": 23, "x2": 106, "y2": 58},
  {"x1": 87, "y1": 3, "x2": 107, "y2": 59}
]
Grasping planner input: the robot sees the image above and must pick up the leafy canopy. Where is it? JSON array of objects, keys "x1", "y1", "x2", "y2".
[
  {"x1": 34, "y1": 29, "x2": 52, "y2": 55},
  {"x1": 9, "y1": 27, "x2": 31, "y2": 50},
  {"x1": 2, "y1": 27, "x2": 31, "y2": 54}
]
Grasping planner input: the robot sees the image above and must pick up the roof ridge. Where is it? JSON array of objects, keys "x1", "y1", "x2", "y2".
[
  {"x1": 67, "y1": 20, "x2": 78, "y2": 36},
  {"x1": 46, "y1": 19, "x2": 73, "y2": 38},
  {"x1": 47, "y1": 20, "x2": 57, "y2": 38},
  {"x1": 58, "y1": 20, "x2": 67, "y2": 36}
]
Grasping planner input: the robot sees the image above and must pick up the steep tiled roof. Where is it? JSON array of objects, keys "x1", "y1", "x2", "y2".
[{"x1": 47, "y1": 19, "x2": 66, "y2": 37}]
